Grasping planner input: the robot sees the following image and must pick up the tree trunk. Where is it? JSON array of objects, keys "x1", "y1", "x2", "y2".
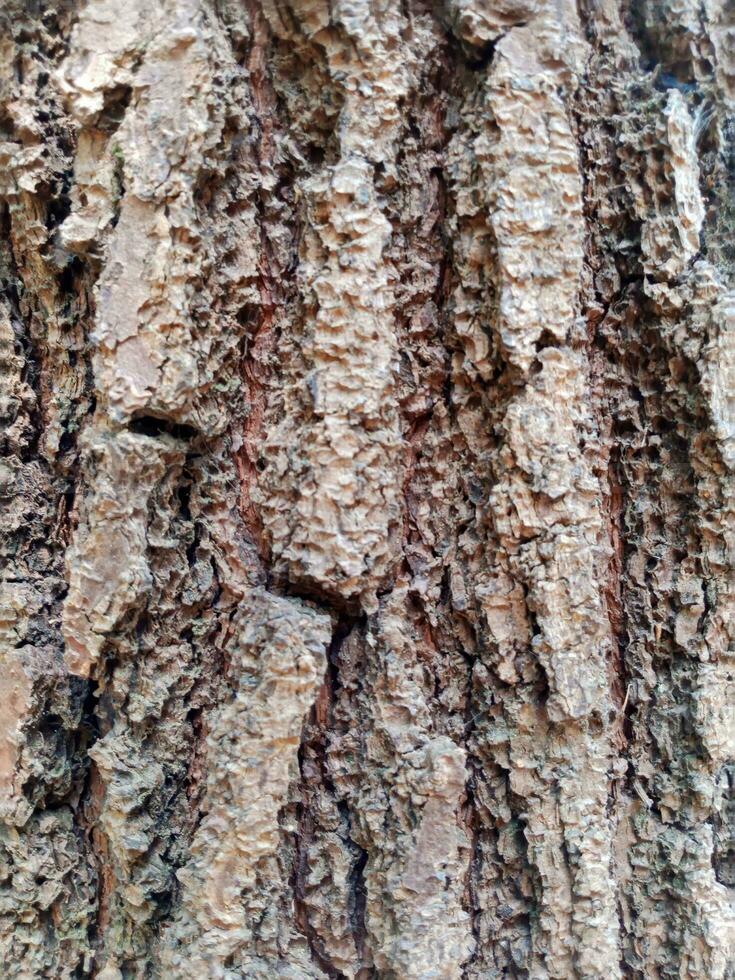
[{"x1": 1, "y1": 1, "x2": 733, "y2": 977}]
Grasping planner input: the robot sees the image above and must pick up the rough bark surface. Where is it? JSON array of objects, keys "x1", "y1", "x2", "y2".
[{"x1": 0, "y1": 1, "x2": 733, "y2": 977}]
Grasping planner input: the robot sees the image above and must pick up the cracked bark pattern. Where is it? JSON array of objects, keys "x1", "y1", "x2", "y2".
[{"x1": 0, "y1": 0, "x2": 733, "y2": 978}]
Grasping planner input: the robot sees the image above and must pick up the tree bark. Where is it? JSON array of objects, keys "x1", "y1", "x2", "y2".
[{"x1": 0, "y1": 1, "x2": 733, "y2": 977}]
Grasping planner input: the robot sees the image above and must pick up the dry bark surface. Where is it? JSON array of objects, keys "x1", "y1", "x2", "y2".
[{"x1": 0, "y1": 0, "x2": 734, "y2": 977}]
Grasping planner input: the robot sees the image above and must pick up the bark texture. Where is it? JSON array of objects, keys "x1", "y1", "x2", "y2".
[{"x1": 0, "y1": 0, "x2": 734, "y2": 977}]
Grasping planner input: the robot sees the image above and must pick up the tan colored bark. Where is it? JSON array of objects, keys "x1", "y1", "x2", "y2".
[{"x1": 0, "y1": 1, "x2": 733, "y2": 978}]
